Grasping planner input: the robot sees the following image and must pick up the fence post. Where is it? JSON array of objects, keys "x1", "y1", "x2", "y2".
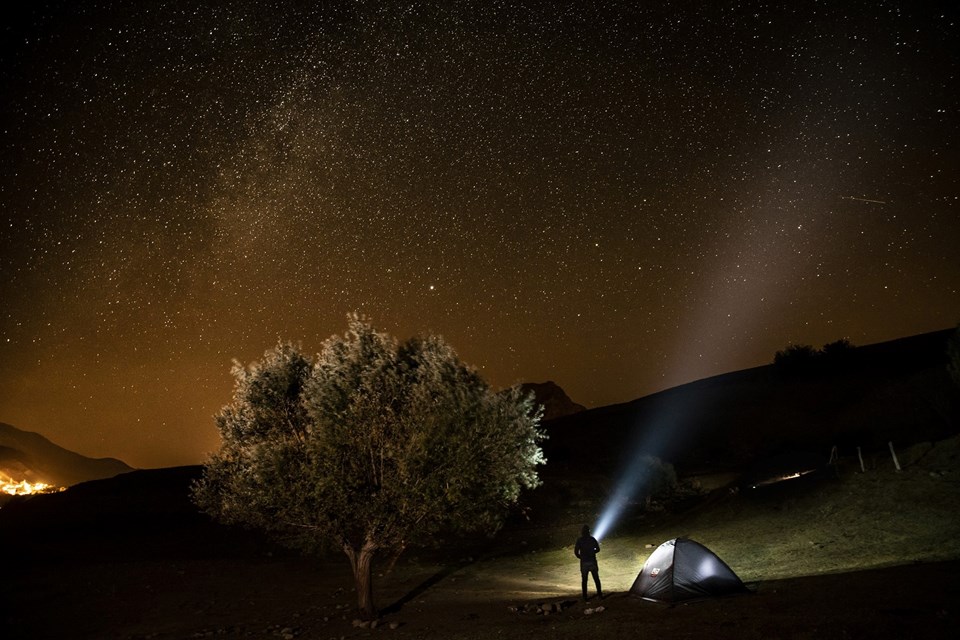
[
  {"x1": 888, "y1": 441, "x2": 901, "y2": 472},
  {"x1": 828, "y1": 446, "x2": 839, "y2": 477}
]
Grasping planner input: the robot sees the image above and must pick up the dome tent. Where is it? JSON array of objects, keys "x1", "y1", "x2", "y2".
[{"x1": 630, "y1": 538, "x2": 748, "y2": 602}]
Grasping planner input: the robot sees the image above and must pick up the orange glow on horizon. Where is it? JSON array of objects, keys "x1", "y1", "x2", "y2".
[{"x1": 0, "y1": 471, "x2": 64, "y2": 496}]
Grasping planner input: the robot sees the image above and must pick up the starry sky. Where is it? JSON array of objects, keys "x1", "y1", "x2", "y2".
[{"x1": 1, "y1": 1, "x2": 958, "y2": 469}]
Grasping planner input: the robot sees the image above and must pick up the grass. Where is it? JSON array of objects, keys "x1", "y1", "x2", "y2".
[{"x1": 378, "y1": 435, "x2": 960, "y2": 605}]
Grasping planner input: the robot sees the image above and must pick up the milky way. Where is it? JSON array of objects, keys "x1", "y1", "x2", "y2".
[{"x1": 1, "y1": 1, "x2": 958, "y2": 467}]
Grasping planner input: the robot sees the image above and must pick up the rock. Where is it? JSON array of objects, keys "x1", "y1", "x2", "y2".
[
  {"x1": 389, "y1": 621, "x2": 400, "y2": 630},
  {"x1": 519, "y1": 381, "x2": 586, "y2": 421}
]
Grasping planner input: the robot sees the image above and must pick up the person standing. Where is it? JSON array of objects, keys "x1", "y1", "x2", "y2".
[{"x1": 574, "y1": 524, "x2": 603, "y2": 601}]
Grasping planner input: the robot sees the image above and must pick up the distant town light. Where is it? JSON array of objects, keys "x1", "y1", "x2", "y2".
[{"x1": 0, "y1": 471, "x2": 65, "y2": 496}]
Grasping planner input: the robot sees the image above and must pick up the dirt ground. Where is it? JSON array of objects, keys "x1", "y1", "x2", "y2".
[
  {"x1": 4, "y1": 437, "x2": 960, "y2": 639},
  {"x1": 6, "y1": 555, "x2": 960, "y2": 640}
]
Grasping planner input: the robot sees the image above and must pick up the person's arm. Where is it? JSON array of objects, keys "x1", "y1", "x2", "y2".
[{"x1": 574, "y1": 539, "x2": 582, "y2": 559}]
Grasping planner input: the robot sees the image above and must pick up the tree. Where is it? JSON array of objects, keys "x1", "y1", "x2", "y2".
[
  {"x1": 774, "y1": 339, "x2": 857, "y2": 373},
  {"x1": 821, "y1": 338, "x2": 854, "y2": 359},
  {"x1": 773, "y1": 343, "x2": 818, "y2": 372},
  {"x1": 192, "y1": 316, "x2": 545, "y2": 618}
]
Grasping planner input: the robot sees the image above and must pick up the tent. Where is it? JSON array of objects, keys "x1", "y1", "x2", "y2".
[{"x1": 630, "y1": 538, "x2": 747, "y2": 602}]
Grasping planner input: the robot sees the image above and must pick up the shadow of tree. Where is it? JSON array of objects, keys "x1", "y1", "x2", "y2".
[{"x1": 381, "y1": 558, "x2": 476, "y2": 614}]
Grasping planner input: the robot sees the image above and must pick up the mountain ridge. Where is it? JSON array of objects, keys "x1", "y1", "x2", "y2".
[
  {"x1": 0, "y1": 422, "x2": 134, "y2": 488},
  {"x1": 520, "y1": 380, "x2": 586, "y2": 422},
  {"x1": 542, "y1": 328, "x2": 959, "y2": 475}
]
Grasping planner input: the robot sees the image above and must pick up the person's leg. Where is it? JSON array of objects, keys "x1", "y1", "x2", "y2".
[
  {"x1": 592, "y1": 568, "x2": 603, "y2": 598},
  {"x1": 581, "y1": 569, "x2": 588, "y2": 600}
]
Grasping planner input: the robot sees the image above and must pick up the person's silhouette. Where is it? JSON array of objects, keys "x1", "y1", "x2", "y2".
[{"x1": 574, "y1": 524, "x2": 603, "y2": 600}]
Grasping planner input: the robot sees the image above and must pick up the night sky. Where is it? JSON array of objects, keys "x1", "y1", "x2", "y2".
[{"x1": 2, "y1": 1, "x2": 958, "y2": 469}]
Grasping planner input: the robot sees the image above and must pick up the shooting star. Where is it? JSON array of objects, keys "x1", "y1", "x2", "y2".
[{"x1": 842, "y1": 196, "x2": 888, "y2": 205}]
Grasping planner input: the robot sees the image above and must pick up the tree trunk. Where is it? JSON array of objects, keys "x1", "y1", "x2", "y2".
[{"x1": 344, "y1": 538, "x2": 378, "y2": 619}]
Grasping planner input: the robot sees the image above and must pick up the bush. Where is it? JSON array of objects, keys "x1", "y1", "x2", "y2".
[
  {"x1": 774, "y1": 344, "x2": 818, "y2": 371},
  {"x1": 774, "y1": 339, "x2": 857, "y2": 373},
  {"x1": 641, "y1": 455, "x2": 678, "y2": 499}
]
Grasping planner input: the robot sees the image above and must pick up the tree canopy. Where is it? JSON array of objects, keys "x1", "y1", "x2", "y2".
[
  {"x1": 774, "y1": 338, "x2": 857, "y2": 374},
  {"x1": 192, "y1": 316, "x2": 545, "y2": 617}
]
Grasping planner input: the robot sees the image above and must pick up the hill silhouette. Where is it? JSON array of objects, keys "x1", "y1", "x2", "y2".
[
  {"x1": 542, "y1": 329, "x2": 959, "y2": 476},
  {"x1": 520, "y1": 380, "x2": 586, "y2": 422},
  {"x1": 0, "y1": 466, "x2": 278, "y2": 566},
  {"x1": 0, "y1": 422, "x2": 133, "y2": 488}
]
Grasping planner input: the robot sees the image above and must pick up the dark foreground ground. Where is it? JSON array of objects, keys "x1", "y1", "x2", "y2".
[
  {"x1": 4, "y1": 435, "x2": 960, "y2": 639},
  {"x1": 4, "y1": 553, "x2": 959, "y2": 640}
]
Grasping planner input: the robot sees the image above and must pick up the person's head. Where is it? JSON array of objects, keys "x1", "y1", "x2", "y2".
[{"x1": 581, "y1": 524, "x2": 591, "y2": 537}]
